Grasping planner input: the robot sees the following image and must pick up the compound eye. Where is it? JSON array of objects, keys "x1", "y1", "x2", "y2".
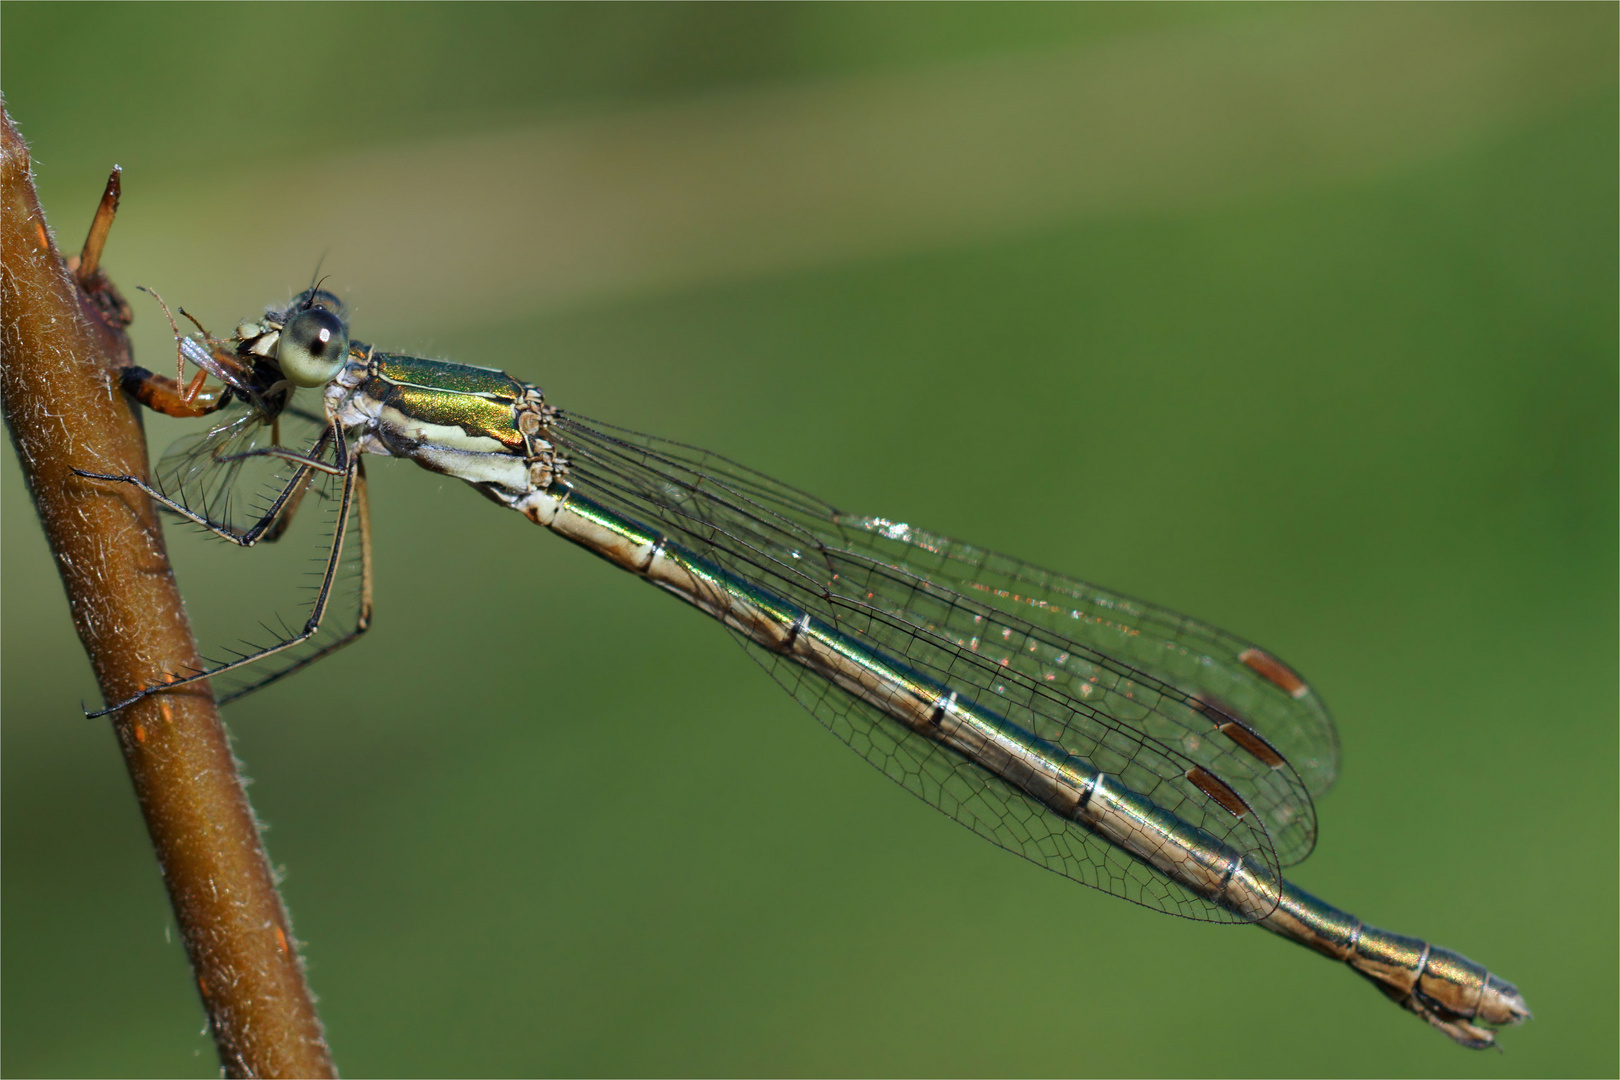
[{"x1": 277, "y1": 307, "x2": 349, "y2": 387}]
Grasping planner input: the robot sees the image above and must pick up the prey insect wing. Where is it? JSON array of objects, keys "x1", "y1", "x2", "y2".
[{"x1": 177, "y1": 335, "x2": 258, "y2": 398}]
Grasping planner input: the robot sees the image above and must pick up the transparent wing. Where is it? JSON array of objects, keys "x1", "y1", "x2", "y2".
[
  {"x1": 554, "y1": 414, "x2": 1339, "y2": 921},
  {"x1": 178, "y1": 334, "x2": 259, "y2": 398},
  {"x1": 829, "y1": 517, "x2": 1340, "y2": 801},
  {"x1": 151, "y1": 396, "x2": 331, "y2": 539},
  {"x1": 150, "y1": 395, "x2": 371, "y2": 705}
]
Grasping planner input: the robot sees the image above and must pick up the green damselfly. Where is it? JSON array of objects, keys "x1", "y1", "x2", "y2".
[{"x1": 79, "y1": 287, "x2": 1530, "y2": 1048}]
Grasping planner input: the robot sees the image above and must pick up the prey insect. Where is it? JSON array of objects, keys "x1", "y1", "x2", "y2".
[{"x1": 77, "y1": 286, "x2": 1530, "y2": 1048}]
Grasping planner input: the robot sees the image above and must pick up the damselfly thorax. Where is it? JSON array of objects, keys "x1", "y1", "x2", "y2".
[{"x1": 78, "y1": 286, "x2": 1530, "y2": 1049}]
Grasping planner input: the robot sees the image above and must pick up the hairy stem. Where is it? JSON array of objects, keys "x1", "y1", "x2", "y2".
[{"x1": 0, "y1": 105, "x2": 334, "y2": 1078}]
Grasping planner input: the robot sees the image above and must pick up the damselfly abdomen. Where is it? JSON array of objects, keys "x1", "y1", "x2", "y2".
[{"x1": 79, "y1": 287, "x2": 1531, "y2": 1048}]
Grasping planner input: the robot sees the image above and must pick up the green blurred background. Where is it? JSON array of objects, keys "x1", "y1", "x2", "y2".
[{"x1": 3, "y1": 4, "x2": 1615, "y2": 1076}]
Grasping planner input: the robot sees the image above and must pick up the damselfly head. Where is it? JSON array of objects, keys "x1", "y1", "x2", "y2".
[
  {"x1": 276, "y1": 303, "x2": 350, "y2": 387},
  {"x1": 245, "y1": 288, "x2": 353, "y2": 387}
]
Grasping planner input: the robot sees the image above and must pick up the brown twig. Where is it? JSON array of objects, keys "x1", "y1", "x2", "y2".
[{"x1": 0, "y1": 105, "x2": 335, "y2": 1078}]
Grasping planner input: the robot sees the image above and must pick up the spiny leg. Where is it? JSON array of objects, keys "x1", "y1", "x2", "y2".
[
  {"x1": 82, "y1": 428, "x2": 360, "y2": 717},
  {"x1": 219, "y1": 457, "x2": 375, "y2": 704},
  {"x1": 73, "y1": 425, "x2": 345, "y2": 546},
  {"x1": 202, "y1": 440, "x2": 351, "y2": 544}
]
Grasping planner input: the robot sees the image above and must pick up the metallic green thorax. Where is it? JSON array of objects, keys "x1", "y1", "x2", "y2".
[
  {"x1": 332, "y1": 346, "x2": 563, "y2": 500},
  {"x1": 364, "y1": 352, "x2": 530, "y2": 453}
]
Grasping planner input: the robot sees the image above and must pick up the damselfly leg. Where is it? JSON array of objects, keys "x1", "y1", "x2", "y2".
[{"x1": 76, "y1": 302, "x2": 374, "y2": 716}]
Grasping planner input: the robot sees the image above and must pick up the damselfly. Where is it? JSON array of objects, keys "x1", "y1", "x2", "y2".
[{"x1": 79, "y1": 287, "x2": 1530, "y2": 1048}]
